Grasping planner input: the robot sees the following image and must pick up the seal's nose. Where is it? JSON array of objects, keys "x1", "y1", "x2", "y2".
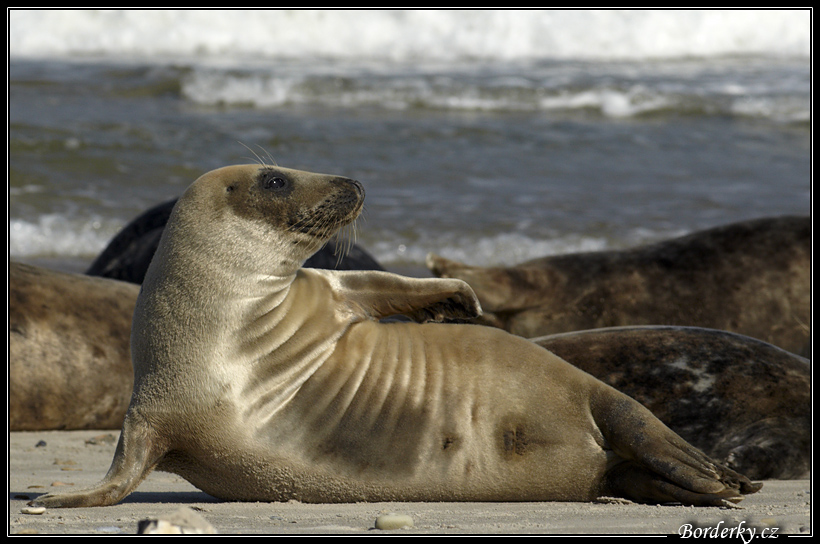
[
  {"x1": 350, "y1": 179, "x2": 364, "y2": 201},
  {"x1": 333, "y1": 177, "x2": 363, "y2": 193},
  {"x1": 332, "y1": 177, "x2": 365, "y2": 204}
]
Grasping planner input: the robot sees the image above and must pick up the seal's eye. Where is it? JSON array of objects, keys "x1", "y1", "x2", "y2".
[{"x1": 261, "y1": 174, "x2": 287, "y2": 190}]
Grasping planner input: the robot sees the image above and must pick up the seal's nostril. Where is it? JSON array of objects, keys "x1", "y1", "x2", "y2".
[
  {"x1": 350, "y1": 180, "x2": 365, "y2": 201},
  {"x1": 332, "y1": 177, "x2": 364, "y2": 193},
  {"x1": 330, "y1": 178, "x2": 365, "y2": 205},
  {"x1": 353, "y1": 180, "x2": 364, "y2": 197}
]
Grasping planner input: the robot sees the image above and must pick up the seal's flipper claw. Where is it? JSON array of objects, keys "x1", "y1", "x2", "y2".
[{"x1": 603, "y1": 461, "x2": 750, "y2": 507}]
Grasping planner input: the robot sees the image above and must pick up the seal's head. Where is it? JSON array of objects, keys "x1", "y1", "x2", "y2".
[{"x1": 162, "y1": 164, "x2": 365, "y2": 276}]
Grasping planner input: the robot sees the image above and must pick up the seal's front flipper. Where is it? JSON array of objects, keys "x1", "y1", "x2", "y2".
[
  {"x1": 29, "y1": 413, "x2": 164, "y2": 508},
  {"x1": 401, "y1": 289, "x2": 482, "y2": 323},
  {"x1": 321, "y1": 269, "x2": 482, "y2": 322}
]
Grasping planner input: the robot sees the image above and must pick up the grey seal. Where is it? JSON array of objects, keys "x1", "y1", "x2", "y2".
[
  {"x1": 31, "y1": 164, "x2": 760, "y2": 508},
  {"x1": 428, "y1": 216, "x2": 810, "y2": 356},
  {"x1": 9, "y1": 261, "x2": 138, "y2": 430}
]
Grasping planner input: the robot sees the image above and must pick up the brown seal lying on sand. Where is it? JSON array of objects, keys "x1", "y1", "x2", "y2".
[
  {"x1": 9, "y1": 261, "x2": 138, "y2": 430},
  {"x1": 428, "y1": 216, "x2": 810, "y2": 356},
  {"x1": 32, "y1": 164, "x2": 760, "y2": 508}
]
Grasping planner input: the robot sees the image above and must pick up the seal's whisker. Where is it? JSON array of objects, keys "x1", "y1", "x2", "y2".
[
  {"x1": 286, "y1": 200, "x2": 362, "y2": 267},
  {"x1": 332, "y1": 222, "x2": 356, "y2": 268},
  {"x1": 346, "y1": 220, "x2": 359, "y2": 253},
  {"x1": 289, "y1": 211, "x2": 320, "y2": 234},
  {"x1": 238, "y1": 141, "x2": 265, "y2": 166},
  {"x1": 260, "y1": 146, "x2": 278, "y2": 167},
  {"x1": 238, "y1": 141, "x2": 277, "y2": 168}
]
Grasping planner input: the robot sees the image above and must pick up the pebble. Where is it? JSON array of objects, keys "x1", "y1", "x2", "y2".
[
  {"x1": 95, "y1": 526, "x2": 127, "y2": 534},
  {"x1": 21, "y1": 506, "x2": 46, "y2": 515},
  {"x1": 374, "y1": 513, "x2": 414, "y2": 530},
  {"x1": 137, "y1": 507, "x2": 217, "y2": 534},
  {"x1": 85, "y1": 434, "x2": 116, "y2": 446},
  {"x1": 53, "y1": 458, "x2": 76, "y2": 466}
]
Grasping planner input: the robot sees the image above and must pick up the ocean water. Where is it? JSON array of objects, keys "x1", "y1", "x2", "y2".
[{"x1": 8, "y1": 9, "x2": 812, "y2": 274}]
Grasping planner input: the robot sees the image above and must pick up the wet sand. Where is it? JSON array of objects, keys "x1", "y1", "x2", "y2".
[{"x1": 9, "y1": 430, "x2": 811, "y2": 535}]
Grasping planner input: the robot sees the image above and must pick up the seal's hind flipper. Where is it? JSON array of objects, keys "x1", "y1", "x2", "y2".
[
  {"x1": 593, "y1": 390, "x2": 762, "y2": 506},
  {"x1": 604, "y1": 461, "x2": 752, "y2": 507},
  {"x1": 639, "y1": 432, "x2": 764, "y2": 498}
]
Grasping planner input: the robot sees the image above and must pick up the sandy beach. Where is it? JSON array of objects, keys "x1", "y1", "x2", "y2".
[{"x1": 8, "y1": 429, "x2": 811, "y2": 535}]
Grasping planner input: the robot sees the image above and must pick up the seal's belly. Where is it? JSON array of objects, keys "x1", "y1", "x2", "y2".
[
  {"x1": 247, "y1": 320, "x2": 607, "y2": 500},
  {"x1": 276, "y1": 321, "x2": 480, "y2": 473}
]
